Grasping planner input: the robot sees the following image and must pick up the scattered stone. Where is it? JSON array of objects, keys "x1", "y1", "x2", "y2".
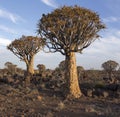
[
  {"x1": 85, "y1": 105, "x2": 96, "y2": 113},
  {"x1": 40, "y1": 83, "x2": 46, "y2": 89},
  {"x1": 6, "y1": 77, "x2": 14, "y2": 84},
  {"x1": 57, "y1": 101, "x2": 65, "y2": 110},
  {"x1": 87, "y1": 89, "x2": 93, "y2": 97},
  {"x1": 45, "y1": 111, "x2": 53, "y2": 117},
  {"x1": 102, "y1": 91, "x2": 109, "y2": 98},
  {"x1": 37, "y1": 95, "x2": 42, "y2": 101},
  {"x1": 29, "y1": 89, "x2": 39, "y2": 95}
]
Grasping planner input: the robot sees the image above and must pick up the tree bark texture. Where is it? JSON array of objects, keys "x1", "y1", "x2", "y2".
[
  {"x1": 65, "y1": 52, "x2": 82, "y2": 99},
  {"x1": 25, "y1": 56, "x2": 34, "y2": 85},
  {"x1": 26, "y1": 56, "x2": 34, "y2": 75}
]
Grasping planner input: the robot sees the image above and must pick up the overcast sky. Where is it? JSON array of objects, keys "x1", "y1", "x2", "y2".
[{"x1": 0, "y1": 0, "x2": 120, "y2": 70}]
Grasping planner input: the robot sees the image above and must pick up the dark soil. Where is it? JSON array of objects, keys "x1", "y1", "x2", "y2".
[{"x1": 0, "y1": 81, "x2": 120, "y2": 117}]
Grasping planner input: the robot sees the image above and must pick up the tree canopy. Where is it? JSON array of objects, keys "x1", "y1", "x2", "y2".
[
  {"x1": 102, "y1": 60, "x2": 119, "y2": 73},
  {"x1": 37, "y1": 5, "x2": 106, "y2": 99},
  {"x1": 37, "y1": 5, "x2": 105, "y2": 55},
  {"x1": 7, "y1": 35, "x2": 45, "y2": 63}
]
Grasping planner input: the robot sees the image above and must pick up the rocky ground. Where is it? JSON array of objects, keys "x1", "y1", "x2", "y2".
[{"x1": 0, "y1": 79, "x2": 120, "y2": 117}]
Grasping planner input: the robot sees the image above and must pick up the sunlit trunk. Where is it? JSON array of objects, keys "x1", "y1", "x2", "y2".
[
  {"x1": 25, "y1": 56, "x2": 34, "y2": 85},
  {"x1": 27, "y1": 58, "x2": 34, "y2": 75},
  {"x1": 65, "y1": 52, "x2": 82, "y2": 99}
]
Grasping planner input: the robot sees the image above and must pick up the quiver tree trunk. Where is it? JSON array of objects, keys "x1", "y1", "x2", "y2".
[
  {"x1": 108, "y1": 71, "x2": 112, "y2": 80},
  {"x1": 25, "y1": 56, "x2": 34, "y2": 85},
  {"x1": 65, "y1": 52, "x2": 82, "y2": 99},
  {"x1": 27, "y1": 58, "x2": 34, "y2": 75},
  {"x1": 108, "y1": 71, "x2": 114, "y2": 83}
]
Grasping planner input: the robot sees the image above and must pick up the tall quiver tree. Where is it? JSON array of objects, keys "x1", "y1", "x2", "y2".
[
  {"x1": 37, "y1": 6, "x2": 105, "y2": 99},
  {"x1": 7, "y1": 35, "x2": 45, "y2": 79}
]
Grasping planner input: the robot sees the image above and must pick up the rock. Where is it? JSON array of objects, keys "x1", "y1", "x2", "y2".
[
  {"x1": 7, "y1": 77, "x2": 14, "y2": 84},
  {"x1": 40, "y1": 83, "x2": 46, "y2": 89},
  {"x1": 29, "y1": 108, "x2": 35, "y2": 113},
  {"x1": 85, "y1": 105, "x2": 96, "y2": 113},
  {"x1": 56, "y1": 102, "x2": 65, "y2": 110},
  {"x1": 14, "y1": 79, "x2": 20, "y2": 84},
  {"x1": 21, "y1": 115, "x2": 25, "y2": 117},
  {"x1": 87, "y1": 89, "x2": 93, "y2": 97},
  {"x1": 102, "y1": 91, "x2": 109, "y2": 98},
  {"x1": 29, "y1": 89, "x2": 39, "y2": 95},
  {"x1": 37, "y1": 95, "x2": 42, "y2": 101},
  {"x1": 45, "y1": 111, "x2": 53, "y2": 117}
]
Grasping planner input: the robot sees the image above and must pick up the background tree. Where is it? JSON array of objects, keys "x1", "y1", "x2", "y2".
[
  {"x1": 59, "y1": 60, "x2": 65, "y2": 71},
  {"x1": 102, "y1": 60, "x2": 119, "y2": 81},
  {"x1": 7, "y1": 36, "x2": 45, "y2": 76},
  {"x1": 52, "y1": 60, "x2": 66, "y2": 80},
  {"x1": 5, "y1": 62, "x2": 17, "y2": 75},
  {"x1": 37, "y1": 64, "x2": 46, "y2": 77},
  {"x1": 37, "y1": 6, "x2": 105, "y2": 98}
]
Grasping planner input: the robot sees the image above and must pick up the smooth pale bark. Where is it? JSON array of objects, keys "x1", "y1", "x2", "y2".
[
  {"x1": 65, "y1": 52, "x2": 82, "y2": 99},
  {"x1": 26, "y1": 56, "x2": 34, "y2": 75},
  {"x1": 25, "y1": 56, "x2": 34, "y2": 85}
]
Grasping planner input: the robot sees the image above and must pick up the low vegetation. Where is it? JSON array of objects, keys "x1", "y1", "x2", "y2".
[{"x1": 0, "y1": 60, "x2": 120, "y2": 116}]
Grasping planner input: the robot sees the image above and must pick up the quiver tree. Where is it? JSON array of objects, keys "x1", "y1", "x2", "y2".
[
  {"x1": 102, "y1": 60, "x2": 119, "y2": 81},
  {"x1": 5, "y1": 62, "x2": 17, "y2": 75},
  {"x1": 37, "y1": 64, "x2": 46, "y2": 77},
  {"x1": 7, "y1": 35, "x2": 45, "y2": 78},
  {"x1": 37, "y1": 6, "x2": 105, "y2": 98}
]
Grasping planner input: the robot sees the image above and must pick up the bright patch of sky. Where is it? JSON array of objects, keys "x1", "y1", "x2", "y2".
[{"x1": 0, "y1": 0, "x2": 120, "y2": 69}]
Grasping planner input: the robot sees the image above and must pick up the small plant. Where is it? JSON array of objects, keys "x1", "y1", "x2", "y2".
[{"x1": 95, "y1": 82, "x2": 105, "y2": 89}]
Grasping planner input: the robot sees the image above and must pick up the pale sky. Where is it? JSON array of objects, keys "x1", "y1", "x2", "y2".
[{"x1": 0, "y1": 0, "x2": 120, "y2": 70}]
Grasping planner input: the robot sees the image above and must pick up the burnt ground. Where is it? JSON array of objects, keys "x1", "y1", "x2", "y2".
[{"x1": 0, "y1": 81, "x2": 120, "y2": 117}]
